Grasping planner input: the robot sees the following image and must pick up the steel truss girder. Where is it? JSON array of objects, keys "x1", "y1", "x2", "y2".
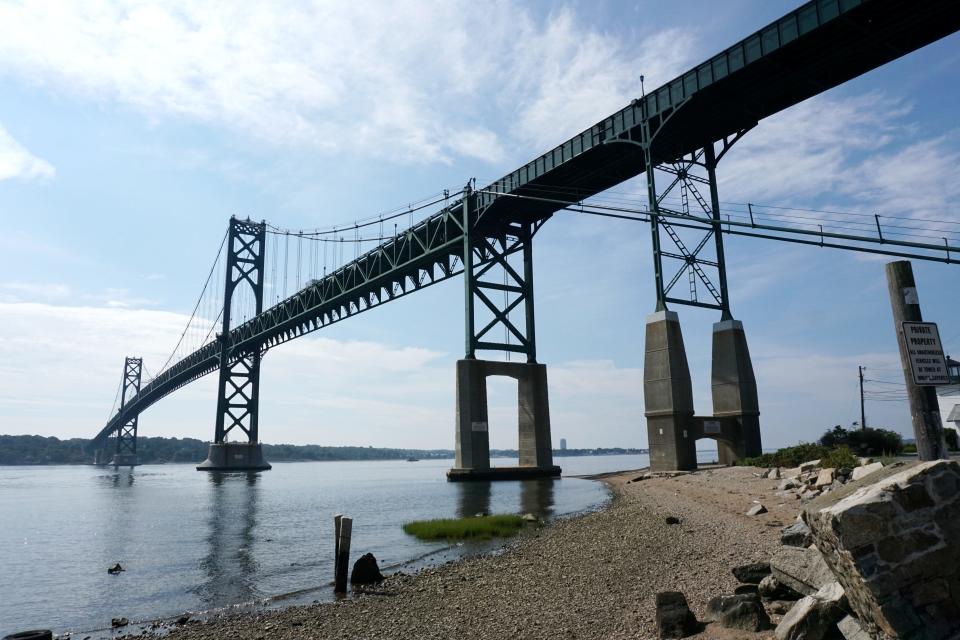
[
  {"x1": 115, "y1": 356, "x2": 142, "y2": 457},
  {"x1": 91, "y1": 194, "x2": 548, "y2": 448},
  {"x1": 215, "y1": 217, "x2": 266, "y2": 444}
]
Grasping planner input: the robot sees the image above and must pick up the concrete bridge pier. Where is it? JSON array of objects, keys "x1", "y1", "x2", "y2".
[
  {"x1": 644, "y1": 310, "x2": 697, "y2": 472},
  {"x1": 447, "y1": 359, "x2": 560, "y2": 481},
  {"x1": 711, "y1": 319, "x2": 761, "y2": 464}
]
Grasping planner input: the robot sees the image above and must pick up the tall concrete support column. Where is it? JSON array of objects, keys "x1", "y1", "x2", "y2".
[
  {"x1": 454, "y1": 358, "x2": 491, "y2": 472},
  {"x1": 518, "y1": 363, "x2": 552, "y2": 468},
  {"x1": 449, "y1": 359, "x2": 559, "y2": 481},
  {"x1": 644, "y1": 310, "x2": 696, "y2": 471},
  {"x1": 711, "y1": 320, "x2": 761, "y2": 464}
]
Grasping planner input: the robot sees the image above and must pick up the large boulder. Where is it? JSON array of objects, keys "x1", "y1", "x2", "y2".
[
  {"x1": 774, "y1": 581, "x2": 846, "y2": 640},
  {"x1": 655, "y1": 591, "x2": 698, "y2": 639},
  {"x1": 804, "y1": 460, "x2": 960, "y2": 640},
  {"x1": 705, "y1": 593, "x2": 770, "y2": 632},
  {"x1": 770, "y1": 546, "x2": 834, "y2": 596},
  {"x1": 731, "y1": 561, "x2": 771, "y2": 584},
  {"x1": 350, "y1": 552, "x2": 384, "y2": 584}
]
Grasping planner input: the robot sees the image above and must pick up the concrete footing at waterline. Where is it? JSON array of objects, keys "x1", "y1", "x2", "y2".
[
  {"x1": 448, "y1": 358, "x2": 560, "y2": 481},
  {"x1": 197, "y1": 442, "x2": 272, "y2": 472},
  {"x1": 110, "y1": 453, "x2": 139, "y2": 467},
  {"x1": 447, "y1": 465, "x2": 562, "y2": 482}
]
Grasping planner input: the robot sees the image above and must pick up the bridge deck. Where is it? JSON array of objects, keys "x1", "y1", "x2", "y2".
[{"x1": 92, "y1": 0, "x2": 960, "y2": 447}]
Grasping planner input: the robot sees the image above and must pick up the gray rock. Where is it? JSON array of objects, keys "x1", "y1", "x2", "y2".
[
  {"x1": 350, "y1": 552, "x2": 384, "y2": 584},
  {"x1": 706, "y1": 593, "x2": 770, "y2": 632},
  {"x1": 655, "y1": 591, "x2": 699, "y2": 639},
  {"x1": 758, "y1": 574, "x2": 801, "y2": 601},
  {"x1": 111, "y1": 618, "x2": 129, "y2": 628},
  {"x1": 770, "y1": 546, "x2": 834, "y2": 596},
  {"x1": 837, "y1": 615, "x2": 871, "y2": 640},
  {"x1": 664, "y1": 516, "x2": 681, "y2": 525},
  {"x1": 774, "y1": 581, "x2": 846, "y2": 640},
  {"x1": 521, "y1": 513, "x2": 538, "y2": 522},
  {"x1": 850, "y1": 461, "x2": 883, "y2": 481},
  {"x1": 778, "y1": 478, "x2": 798, "y2": 491},
  {"x1": 780, "y1": 521, "x2": 812, "y2": 548},
  {"x1": 814, "y1": 468, "x2": 835, "y2": 488},
  {"x1": 746, "y1": 503, "x2": 767, "y2": 516},
  {"x1": 732, "y1": 561, "x2": 771, "y2": 584}
]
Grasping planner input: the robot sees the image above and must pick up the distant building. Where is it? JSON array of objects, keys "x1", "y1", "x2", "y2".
[{"x1": 560, "y1": 438, "x2": 567, "y2": 450}]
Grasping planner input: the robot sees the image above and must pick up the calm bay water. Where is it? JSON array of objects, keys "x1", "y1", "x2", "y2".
[{"x1": 0, "y1": 455, "x2": 660, "y2": 635}]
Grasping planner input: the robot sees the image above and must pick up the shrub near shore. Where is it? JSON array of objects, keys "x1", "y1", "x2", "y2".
[{"x1": 403, "y1": 515, "x2": 531, "y2": 541}]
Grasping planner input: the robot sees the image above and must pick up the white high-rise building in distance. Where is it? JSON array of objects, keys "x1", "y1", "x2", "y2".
[{"x1": 559, "y1": 438, "x2": 567, "y2": 451}]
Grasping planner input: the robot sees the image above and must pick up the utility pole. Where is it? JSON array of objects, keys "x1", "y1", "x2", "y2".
[
  {"x1": 885, "y1": 260, "x2": 948, "y2": 461},
  {"x1": 859, "y1": 365, "x2": 866, "y2": 431}
]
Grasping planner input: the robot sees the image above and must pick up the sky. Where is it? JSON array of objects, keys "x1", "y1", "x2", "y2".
[{"x1": 1, "y1": 0, "x2": 959, "y2": 451}]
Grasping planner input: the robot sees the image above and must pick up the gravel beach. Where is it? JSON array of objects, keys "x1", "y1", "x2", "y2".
[{"x1": 158, "y1": 466, "x2": 791, "y2": 640}]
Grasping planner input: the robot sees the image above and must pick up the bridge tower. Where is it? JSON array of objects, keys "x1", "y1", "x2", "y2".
[
  {"x1": 641, "y1": 129, "x2": 761, "y2": 471},
  {"x1": 448, "y1": 184, "x2": 560, "y2": 481},
  {"x1": 94, "y1": 356, "x2": 143, "y2": 466},
  {"x1": 198, "y1": 217, "x2": 271, "y2": 472}
]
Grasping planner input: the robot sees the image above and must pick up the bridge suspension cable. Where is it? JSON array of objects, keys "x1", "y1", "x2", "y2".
[{"x1": 151, "y1": 229, "x2": 229, "y2": 381}]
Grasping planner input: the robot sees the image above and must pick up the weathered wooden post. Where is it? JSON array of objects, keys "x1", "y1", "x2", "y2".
[
  {"x1": 885, "y1": 260, "x2": 949, "y2": 460},
  {"x1": 333, "y1": 513, "x2": 342, "y2": 572},
  {"x1": 334, "y1": 516, "x2": 352, "y2": 593}
]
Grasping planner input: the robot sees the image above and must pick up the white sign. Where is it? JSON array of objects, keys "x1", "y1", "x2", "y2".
[
  {"x1": 902, "y1": 321, "x2": 950, "y2": 386},
  {"x1": 471, "y1": 421, "x2": 488, "y2": 432},
  {"x1": 703, "y1": 420, "x2": 722, "y2": 434}
]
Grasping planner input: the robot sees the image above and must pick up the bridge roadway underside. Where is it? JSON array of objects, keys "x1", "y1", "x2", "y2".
[{"x1": 91, "y1": 0, "x2": 960, "y2": 467}]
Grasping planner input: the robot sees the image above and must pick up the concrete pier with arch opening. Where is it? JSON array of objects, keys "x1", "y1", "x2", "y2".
[{"x1": 447, "y1": 358, "x2": 560, "y2": 481}]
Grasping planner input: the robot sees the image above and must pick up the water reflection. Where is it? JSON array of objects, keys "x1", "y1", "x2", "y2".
[
  {"x1": 95, "y1": 467, "x2": 136, "y2": 488},
  {"x1": 195, "y1": 472, "x2": 261, "y2": 607},
  {"x1": 520, "y1": 479, "x2": 555, "y2": 518},
  {"x1": 456, "y1": 481, "x2": 492, "y2": 518},
  {"x1": 454, "y1": 479, "x2": 556, "y2": 519}
]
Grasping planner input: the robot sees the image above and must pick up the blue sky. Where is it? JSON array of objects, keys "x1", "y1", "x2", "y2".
[{"x1": 1, "y1": 0, "x2": 959, "y2": 450}]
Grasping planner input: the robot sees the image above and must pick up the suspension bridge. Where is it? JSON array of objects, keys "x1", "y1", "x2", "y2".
[{"x1": 90, "y1": 0, "x2": 960, "y2": 476}]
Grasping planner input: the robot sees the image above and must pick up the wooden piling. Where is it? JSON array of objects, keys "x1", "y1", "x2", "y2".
[{"x1": 334, "y1": 516, "x2": 352, "y2": 593}]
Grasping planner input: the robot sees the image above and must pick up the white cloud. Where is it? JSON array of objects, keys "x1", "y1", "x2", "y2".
[
  {"x1": 0, "y1": 1, "x2": 695, "y2": 166},
  {"x1": 0, "y1": 123, "x2": 54, "y2": 181}
]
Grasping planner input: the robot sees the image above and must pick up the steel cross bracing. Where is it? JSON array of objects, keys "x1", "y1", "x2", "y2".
[
  {"x1": 641, "y1": 127, "x2": 749, "y2": 317},
  {"x1": 90, "y1": 0, "x2": 960, "y2": 447},
  {"x1": 462, "y1": 186, "x2": 543, "y2": 362},
  {"x1": 114, "y1": 356, "x2": 143, "y2": 458},
  {"x1": 214, "y1": 217, "x2": 266, "y2": 444}
]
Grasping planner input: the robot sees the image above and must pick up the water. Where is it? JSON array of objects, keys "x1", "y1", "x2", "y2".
[{"x1": 0, "y1": 455, "x2": 656, "y2": 635}]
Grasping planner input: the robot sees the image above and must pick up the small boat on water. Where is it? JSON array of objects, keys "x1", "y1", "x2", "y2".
[{"x1": 406, "y1": 457, "x2": 419, "y2": 462}]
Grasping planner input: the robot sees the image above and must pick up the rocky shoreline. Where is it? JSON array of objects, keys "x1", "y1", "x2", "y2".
[{"x1": 138, "y1": 466, "x2": 795, "y2": 640}]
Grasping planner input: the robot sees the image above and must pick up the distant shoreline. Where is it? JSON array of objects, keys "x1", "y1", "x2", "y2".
[{"x1": 0, "y1": 434, "x2": 648, "y2": 466}]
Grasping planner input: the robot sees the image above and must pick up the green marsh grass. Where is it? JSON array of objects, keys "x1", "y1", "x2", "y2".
[{"x1": 402, "y1": 514, "x2": 529, "y2": 541}]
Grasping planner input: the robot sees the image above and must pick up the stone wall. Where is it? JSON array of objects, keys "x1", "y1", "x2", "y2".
[{"x1": 804, "y1": 460, "x2": 960, "y2": 639}]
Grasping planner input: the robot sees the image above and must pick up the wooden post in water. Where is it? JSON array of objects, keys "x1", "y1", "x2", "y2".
[
  {"x1": 885, "y1": 260, "x2": 948, "y2": 461},
  {"x1": 334, "y1": 514, "x2": 342, "y2": 573},
  {"x1": 334, "y1": 516, "x2": 352, "y2": 593}
]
